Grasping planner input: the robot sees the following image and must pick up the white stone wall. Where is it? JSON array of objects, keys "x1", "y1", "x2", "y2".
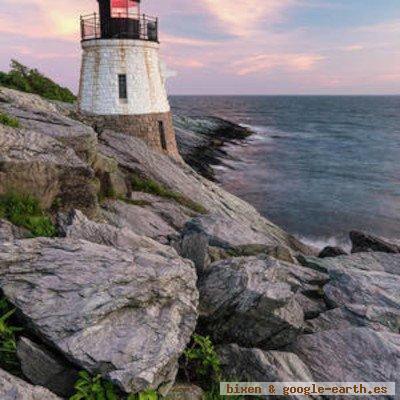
[{"x1": 78, "y1": 39, "x2": 171, "y2": 115}]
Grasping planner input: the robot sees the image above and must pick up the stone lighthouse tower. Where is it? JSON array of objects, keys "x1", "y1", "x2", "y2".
[{"x1": 78, "y1": 0, "x2": 179, "y2": 158}]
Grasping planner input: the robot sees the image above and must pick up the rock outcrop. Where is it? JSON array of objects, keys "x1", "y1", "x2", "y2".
[
  {"x1": 301, "y1": 253, "x2": 400, "y2": 334},
  {"x1": 198, "y1": 255, "x2": 328, "y2": 349},
  {"x1": 350, "y1": 230, "x2": 400, "y2": 254},
  {"x1": 0, "y1": 367, "x2": 61, "y2": 400},
  {"x1": 0, "y1": 237, "x2": 198, "y2": 394},
  {"x1": 0, "y1": 87, "x2": 98, "y2": 164},
  {"x1": 217, "y1": 344, "x2": 314, "y2": 382},
  {"x1": 0, "y1": 125, "x2": 98, "y2": 215},
  {"x1": 17, "y1": 337, "x2": 78, "y2": 398},
  {"x1": 290, "y1": 328, "x2": 400, "y2": 384},
  {"x1": 318, "y1": 246, "x2": 347, "y2": 258}
]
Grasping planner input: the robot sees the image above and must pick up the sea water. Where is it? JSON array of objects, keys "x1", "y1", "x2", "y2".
[{"x1": 171, "y1": 95, "x2": 400, "y2": 247}]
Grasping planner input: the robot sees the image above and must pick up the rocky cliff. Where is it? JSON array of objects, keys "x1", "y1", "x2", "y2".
[{"x1": 0, "y1": 86, "x2": 399, "y2": 399}]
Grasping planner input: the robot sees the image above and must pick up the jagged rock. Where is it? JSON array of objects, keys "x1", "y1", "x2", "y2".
[
  {"x1": 301, "y1": 253, "x2": 400, "y2": 333},
  {"x1": 198, "y1": 255, "x2": 328, "y2": 349},
  {"x1": 101, "y1": 199, "x2": 177, "y2": 244},
  {"x1": 180, "y1": 216, "x2": 303, "y2": 272},
  {"x1": 217, "y1": 344, "x2": 314, "y2": 382},
  {"x1": 98, "y1": 130, "x2": 313, "y2": 255},
  {"x1": 305, "y1": 305, "x2": 399, "y2": 334},
  {"x1": 58, "y1": 209, "x2": 177, "y2": 257},
  {"x1": 0, "y1": 126, "x2": 98, "y2": 215},
  {"x1": 318, "y1": 246, "x2": 347, "y2": 258},
  {"x1": 165, "y1": 383, "x2": 204, "y2": 400},
  {"x1": 0, "y1": 367, "x2": 61, "y2": 400},
  {"x1": 350, "y1": 230, "x2": 400, "y2": 254},
  {"x1": 291, "y1": 328, "x2": 400, "y2": 384},
  {"x1": 0, "y1": 87, "x2": 98, "y2": 164},
  {"x1": 93, "y1": 153, "x2": 128, "y2": 198},
  {"x1": 17, "y1": 337, "x2": 78, "y2": 398},
  {"x1": 0, "y1": 238, "x2": 198, "y2": 394},
  {"x1": 295, "y1": 293, "x2": 327, "y2": 320},
  {"x1": 0, "y1": 220, "x2": 30, "y2": 241}
]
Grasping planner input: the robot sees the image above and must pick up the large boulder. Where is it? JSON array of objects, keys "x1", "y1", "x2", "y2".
[
  {"x1": 198, "y1": 255, "x2": 328, "y2": 349},
  {"x1": 350, "y1": 230, "x2": 400, "y2": 254},
  {"x1": 180, "y1": 215, "x2": 300, "y2": 273},
  {"x1": 58, "y1": 209, "x2": 177, "y2": 257},
  {"x1": 0, "y1": 238, "x2": 198, "y2": 394},
  {"x1": 318, "y1": 246, "x2": 347, "y2": 258},
  {"x1": 290, "y1": 328, "x2": 400, "y2": 384},
  {"x1": 0, "y1": 126, "x2": 98, "y2": 215},
  {"x1": 101, "y1": 200, "x2": 178, "y2": 244},
  {"x1": 301, "y1": 253, "x2": 400, "y2": 333},
  {"x1": 0, "y1": 87, "x2": 98, "y2": 164},
  {"x1": 0, "y1": 367, "x2": 61, "y2": 400},
  {"x1": 17, "y1": 337, "x2": 78, "y2": 398},
  {"x1": 217, "y1": 344, "x2": 314, "y2": 382}
]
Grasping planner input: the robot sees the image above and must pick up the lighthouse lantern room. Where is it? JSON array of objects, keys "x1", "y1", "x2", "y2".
[{"x1": 78, "y1": 0, "x2": 179, "y2": 159}]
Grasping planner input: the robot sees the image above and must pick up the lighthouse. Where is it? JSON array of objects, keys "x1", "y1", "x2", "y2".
[{"x1": 78, "y1": 0, "x2": 180, "y2": 158}]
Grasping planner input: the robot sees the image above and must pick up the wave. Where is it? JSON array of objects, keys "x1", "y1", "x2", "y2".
[{"x1": 295, "y1": 235, "x2": 352, "y2": 253}]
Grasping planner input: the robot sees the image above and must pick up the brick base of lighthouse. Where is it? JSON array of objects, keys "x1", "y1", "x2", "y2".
[{"x1": 91, "y1": 112, "x2": 181, "y2": 160}]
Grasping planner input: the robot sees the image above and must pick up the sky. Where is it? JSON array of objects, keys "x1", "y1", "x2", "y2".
[{"x1": 0, "y1": 0, "x2": 400, "y2": 95}]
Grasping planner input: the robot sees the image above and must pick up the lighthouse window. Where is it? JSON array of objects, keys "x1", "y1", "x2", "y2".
[
  {"x1": 118, "y1": 74, "x2": 127, "y2": 99},
  {"x1": 158, "y1": 121, "x2": 167, "y2": 150},
  {"x1": 111, "y1": 0, "x2": 140, "y2": 18}
]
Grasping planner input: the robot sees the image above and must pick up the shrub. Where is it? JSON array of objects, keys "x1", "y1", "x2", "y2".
[
  {"x1": 0, "y1": 60, "x2": 76, "y2": 103},
  {"x1": 0, "y1": 113, "x2": 19, "y2": 128},
  {"x1": 131, "y1": 175, "x2": 207, "y2": 214},
  {"x1": 0, "y1": 298, "x2": 22, "y2": 373},
  {"x1": 183, "y1": 334, "x2": 221, "y2": 383},
  {"x1": 0, "y1": 192, "x2": 57, "y2": 237},
  {"x1": 70, "y1": 371, "x2": 158, "y2": 400}
]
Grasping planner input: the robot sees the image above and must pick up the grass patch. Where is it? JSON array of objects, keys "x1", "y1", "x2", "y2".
[
  {"x1": 0, "y1": 192, "x2": 57, "y2": 237},
  {"x1": 0, "y1": 297, "x2": 22, "y2": 374},
  {"x1": 120, "y1": 198, "x2": 152, "y2": 207},
  {"x1": 70, "y1": 371, "x2": 158, "y2": 400},
  {"x1": 0, "y1": 113, "x2": 19, "y2": 128},
  {"x1": 0, "y1": 60, "x2": 76, "y2": 103},
  {"x1": 131, "y1": 175, "x2": 207, "y2": 214}
]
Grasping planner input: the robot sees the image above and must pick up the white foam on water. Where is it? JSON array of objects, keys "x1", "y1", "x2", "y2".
[{"x1": 296, "y1": 235, "x2": 352, "y2": 253}]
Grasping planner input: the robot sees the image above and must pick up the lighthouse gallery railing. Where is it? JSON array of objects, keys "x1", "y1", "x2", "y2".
[{"x1": 80, "y1": 13, "x2": 158, "y2": 42}]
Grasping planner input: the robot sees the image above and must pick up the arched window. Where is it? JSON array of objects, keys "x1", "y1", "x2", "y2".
[{"x1": 110, "y1": 0, "x2": 140, "y2": 18}]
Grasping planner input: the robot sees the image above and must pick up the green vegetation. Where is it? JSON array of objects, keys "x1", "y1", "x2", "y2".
[
  {"x1": 0, "y1": 192, "x2": 57, "y2": 237},
  {"x1": 0, "y1": 113, "x2": 19, "y2": 128},
  {"x1": 184, "y1": 334, "x2": 221, "y2": 382},
  {"x1": 131, "y1": 175, "x2": 207, "y2": 214},
  {"x1": 0, "y1": 60, "x2": 76, "y2": 103},
  {"x1": 0, "y1": 298, "x2": 22, "y2": 373},
  {"x1": 70, "y1": 371, "x2": 158, "y2": 400}
]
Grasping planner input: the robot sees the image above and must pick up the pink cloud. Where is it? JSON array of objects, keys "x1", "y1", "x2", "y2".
[{"x1": 232, "y1": 53, "x2": 324, "y2": 75}]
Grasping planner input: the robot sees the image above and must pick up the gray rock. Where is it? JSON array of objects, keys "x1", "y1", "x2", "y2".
[
  {"x1": 0, "y1": 238, "x2": 198, "y2": 394},
  {"x1": 165, "y1": 383, "x2": 204, "y2": 400},
  {"x1": 98, "y1": 130, "x2": 313, "y2": 255},
  {"x1": 291, "y1": 328, "x2": 400, "y2": 384},
  {"x1": 198, "y1": 255, "x2": 328, "y2": 349},
  {"x1": 0, "y1": 367, "x2": 61, "y2": 400},
  {"x1": 17, "y1": 337, "x2": 78, "y2": 398},
  {"x1": 101, "y1": 199, "x2": 178, "y2": 244},
  {"x1": 58, "y1": 209, "x2": 177, "y2": 257},
  {"x1": 318, "y1": 246, "x2": 347, "y2": 258},
  {"x1": 350, "y1": 230, "x2": 400, "y2": 254},
  {"x1": 0, "y1": 126, "x2": 98, "y2": 216},
  {"x1": 0, "y1": 87, "x2": 98, "y2": 164},
  {"x1": 217, "y1": 343, "x2": 314, "y2": 382},
  {"x1": 0, "y1": 220, "x2": 30, "y2": 241},
  {"x1": 302, "y1": 253, "x2": 400, "y2": 333}
]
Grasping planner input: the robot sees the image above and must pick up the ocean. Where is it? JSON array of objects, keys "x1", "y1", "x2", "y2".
[{"x1": 171, "y1": 95, "x2": 400, "y2": 248}]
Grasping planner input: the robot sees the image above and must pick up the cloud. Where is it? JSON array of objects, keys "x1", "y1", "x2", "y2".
[
  {"x1": 232, "y1": 53, "x2": 324, "y2": 75},
  {"x1": 202, "y1": 0, "x2": 296, "y2": 36}
]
